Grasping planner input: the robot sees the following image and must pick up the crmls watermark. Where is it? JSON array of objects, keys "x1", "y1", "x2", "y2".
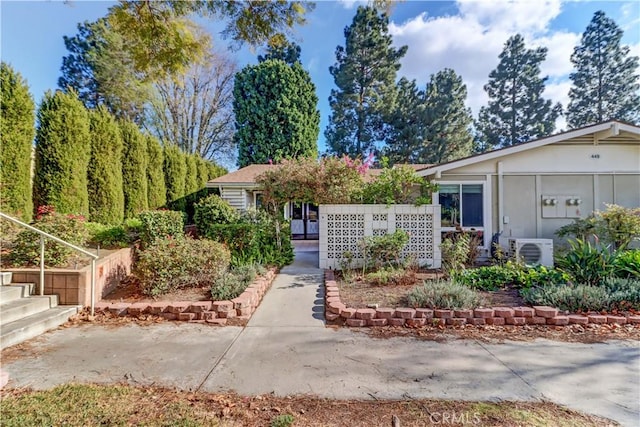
[{"x1": 429, "y1": 411, "x2": 482, "y2": 425}]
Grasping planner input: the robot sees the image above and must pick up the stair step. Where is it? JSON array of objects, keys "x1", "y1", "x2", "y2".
[
  {"x1": 1, "y1": 272, "x2": 12, "y2": 285},
  {"x1": 0, "y1": 286, "x2": 27, "y2": 303},
  {"x1": 9, "y1": 283, "x2": 36, "y2": 295},
  {"x1": 0, "y1": 306, "x2": 80, "y2": 350},
  {"x1": 0, "y1": 295, "x2": 58, "y2": 325}
]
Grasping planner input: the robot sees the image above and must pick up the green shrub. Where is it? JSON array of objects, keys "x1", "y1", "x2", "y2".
[
  {"x1": 211, "y1": 264, "x2": 265, "y2": 301},
  {"x1": 136, "y1": 237, "x2": 230, "y2": 297},
  {"x1": 9, "y1": 206, "x2": 88, "y2": 267},
  {"x1": 556, "y1": 239, "x2": 617, "y2": 286},
  {"x1": 194, "y1": 194, "x2": 239, "y2": 235},
  {"x1": 33, "y1": 90, "x2": 90, "y2": 216},
  {"x1": 603, "y1": 278, "x2": 640, "y2": 310},
  {"x1": 85, "y1": 222, "x2": 130, "y2": 249},
  {"x1": 138, "y1": 210, "x2": 185, "y2": 247},
  {"x1": 146, "y1": 134, "x2": 166, "y2": 210},
  {"x1": 518, "y1": 265, "x2": 571, "y2": 288},
  {"x1": 522, "y1": 284, "x2": 611, "y2": 312},
  {"x1": 407, "y1": 280, "x2": 486, "y2": 309},
  {"x1": 163, "y1": 145, "x2": 187, "y2": 211},
  {"x1": 0, "y1": 63, "x2": 35, "y2": 222},
  {"x1": 614, "y1": 249, "x2": 640, "y2": 279},
  {"x1": 453, "y1": 264, "x2": 521, "y2": 291},
  {"x1": 440, "y1": 231, "x2": 480, "y2": 277},
  {"x1": 365, "y1": 267, "x2": 416, "y2": 286},
  {"x1": 596, "y1": 204, "x2": 640, "y2": 250},
  {"x1": 121, "y1": 119, "x2": 148, "y2": 218},
  {"x1": 206, "y1": 215, "x2": 293, "y2": 267},
  {"x1": 87, "y1": 107, "x2": 124, "y2": 225},
  {"x1": 358, "y1": 230, "x2": 409, "y2": 270},
  {"x1": 270, "y1": 414, "x2": 295, "y2": 427}
]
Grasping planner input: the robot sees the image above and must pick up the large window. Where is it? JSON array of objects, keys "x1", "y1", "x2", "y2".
[{"x1": 439, "y1": 184, "x2": 484, "y2": 228}]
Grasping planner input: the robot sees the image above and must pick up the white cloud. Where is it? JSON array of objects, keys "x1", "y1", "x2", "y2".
[
  {"x1": 389, "y1": 0, "x2": 576, "y2": 119},
  {"x1": 337, "y1": 0, "x2": 366, "y2": 10}
]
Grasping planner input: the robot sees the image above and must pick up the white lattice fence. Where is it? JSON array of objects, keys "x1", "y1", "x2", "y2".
[{"x1": 319, "y1": 205, "x2": 441, "y2": 269}]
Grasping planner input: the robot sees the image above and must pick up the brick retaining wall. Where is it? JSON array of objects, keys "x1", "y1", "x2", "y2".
[
  {"x1": 94, "y1": 268, "x2": 277, "y2": 325},
  {"x1": 324, "y1": 270, "x2": 640, "y2": 327}
]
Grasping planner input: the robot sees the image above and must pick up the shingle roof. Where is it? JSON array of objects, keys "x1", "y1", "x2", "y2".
[{"x1": 209, "y1": 164, "x2": 279, "y2": 184}]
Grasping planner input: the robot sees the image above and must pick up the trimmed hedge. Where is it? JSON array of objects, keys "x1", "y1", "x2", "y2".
[
  {"x1": 0, "y1": 63, "x2": 35, "y2": 222},
  {"x1": 88, "y1": 107, "x2": 124, "y2": 224},
  {"x1": 136, "y1": 237, "x2": 230, "y2": 297},
  {"x1": 121, "y1": 120, "x2": 148, "y2": 218},
  {"x1": 194, "y1": 194, "x2": 239, "y2": 233},
  {"x1": 137, "y1": 210, "x2": 185, "y2": 247},
  {"x1": 163, "y1": 145, "x2": 187, "y2": 211},
  {"x1": 33, "y1": 90, "x2": 90, "y2": 216},
  {"x1": 146, "y1": 134, "x2": 166, "y2": 210}
]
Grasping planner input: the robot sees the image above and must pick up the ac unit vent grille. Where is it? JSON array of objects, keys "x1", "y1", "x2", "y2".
[{"x1": 518, "y1": 243, "x2": 542, "y2": 264}]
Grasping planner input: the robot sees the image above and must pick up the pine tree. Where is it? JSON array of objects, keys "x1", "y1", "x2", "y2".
[
  {"x1": 325, "y1": 6, "x2": 407, "y2": 157},
  {"x1": 422, "y1": 69, "x2": 474, "y2": 163},
  {"x1": 146, "y1": 134, "x2": 166, "y2": 209},
  {"x1": 163, "y1": 145, "x2": 187, "y2": 209},
  {"x1": 477, "y1": 34, "x2": 561, "y2": 149},
  {"x1": 33, "y1": 90, "x2": 91, "y2": 215},
  {"x1": 0, "y1": 63, "x2": 35, "y2": 221},
  {"x1": 234, "y1": 59, "x2": 319, "y2": 167},
  {"x1": 87, "y1": 107, "x2": 124, "y2": 224},
  {"x1": 383, "y1": 78, "x2": 425, "y2": 164},
  {"x1": 120, "y1": 119, "x2": 148, "y2": 218},
  {"x1": 567, "y1": 11, "x2": 640, "y2": 127}
]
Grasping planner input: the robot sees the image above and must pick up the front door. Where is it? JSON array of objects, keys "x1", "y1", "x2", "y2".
[{"x1": 289, "y1": 202, "x2": 319, "y2": 240}]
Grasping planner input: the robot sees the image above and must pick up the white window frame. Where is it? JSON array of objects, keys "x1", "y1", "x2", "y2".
[{"x1": 434, "y1": 180, "x2": 490, "y2": 249}]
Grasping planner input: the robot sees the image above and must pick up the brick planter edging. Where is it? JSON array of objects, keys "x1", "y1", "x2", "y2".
[
  {"x1": 324, "y1": 270, "x2": 640, "y2": 328},
  {"x1": 93, "y1": 268, "x2": 277, "y2": 326}
]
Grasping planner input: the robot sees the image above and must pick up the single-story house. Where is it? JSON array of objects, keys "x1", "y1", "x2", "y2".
[
  {"x1": 208, "y1": 120, "x2": 639, "y2": 256},
  {"x1": 417, "y1": 120, "x2": 640, "y2": 258}
]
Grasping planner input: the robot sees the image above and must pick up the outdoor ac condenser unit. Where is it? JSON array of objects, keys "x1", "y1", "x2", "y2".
[{"x1": 508, "y1": 238, "x2": 554, "y2": 267}]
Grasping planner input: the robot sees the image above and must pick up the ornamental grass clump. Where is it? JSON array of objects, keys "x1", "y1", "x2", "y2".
[{"x1": 407, "y1": 280, "x2": 486, "y2": 309}]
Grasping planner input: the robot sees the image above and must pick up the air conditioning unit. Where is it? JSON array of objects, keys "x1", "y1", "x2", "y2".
[{"x1": 508, "y1": 238, "x2": 554, "y2": 266}]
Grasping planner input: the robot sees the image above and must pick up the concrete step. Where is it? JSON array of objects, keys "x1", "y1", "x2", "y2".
[
  {"x1": 1, "y1": 272, "x2": 13, "y2": 285},
  {"x1": 0, "y1": 295, "x2": 58, "y2": 325},
  {"x1": 0, "y1": 286, "x2": 26, "y2": 304},
  {"x1": 0, "y1": 305, "x2": 80, "y2": 350}
]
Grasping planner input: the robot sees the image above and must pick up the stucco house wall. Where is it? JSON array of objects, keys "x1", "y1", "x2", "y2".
[{"x1": 418, "y1": 121, "x2": 640, "y2": 256}]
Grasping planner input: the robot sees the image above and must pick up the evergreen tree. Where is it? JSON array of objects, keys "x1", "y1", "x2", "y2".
[
  {"x1": 146, "y1": 134, "x2": 166, "y2": 209},
  {"x1": 33, "y1": 90, "x2": 90, "y2": 215},
  {"x1": 185, "y1": 154, "x2": 199, "y2": 196},
  {"x1": 0, "y1": 63, "x2": 35, "y2": 221},
  {"x1": 383, "y1": 78, "x2": 425, "y2": 164},
  {"x1": 258, "y1": 40, "x2": 302, "y2": 65},
  {"x1": 87, "y1": 107, "x2": 124, "y2": 224},
  {"x1": 325, "y1": 6, "x2": 407, "y2": 157},
  {"x1": 422, "y1": 69, "x2": 474, "y2": 163},
  {"x1": 120, "y1": 120, "x2": 148, "y2": 218},
  {"x1": 196, "y1": 156, "x2": 210, "y2": 189},
  {"x1": 567, "y1": 11, "x2": 640, "y2": 127},
  {"x1": 234, "y1": 58, "x2": 319, "y2": 167},
  {"x1": 163, "y1": 145, "x2": 187, "y2": 209},
  {"x1": 477, "y1": 34, "x2": 561, "y2": 148}
]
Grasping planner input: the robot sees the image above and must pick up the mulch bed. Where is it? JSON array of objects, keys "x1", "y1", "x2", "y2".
[{"x1": 101, "y1": 276, "x2": 211, "y2": 303}]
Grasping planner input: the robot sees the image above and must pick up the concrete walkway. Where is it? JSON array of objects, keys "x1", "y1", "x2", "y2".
[{"x1": 2, "y1": 251, "x2": 639, "y2": 426}]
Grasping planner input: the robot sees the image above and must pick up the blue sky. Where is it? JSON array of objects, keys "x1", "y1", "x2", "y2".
[{"x1": 2, "y1": 0, "x2": 639, "y2": 158}]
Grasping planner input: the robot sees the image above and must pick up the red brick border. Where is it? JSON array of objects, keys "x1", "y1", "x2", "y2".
[
  {"x1": 94, "y1": 268, "x2": 277, "y2": 325},
  {"x1": 324, "y1": 270, "x2": 640, "y2": 328}
]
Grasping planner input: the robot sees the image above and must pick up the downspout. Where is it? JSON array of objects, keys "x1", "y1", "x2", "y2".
[{"x1": 497, "y1": 162, "x2": 504, "y2": 234}]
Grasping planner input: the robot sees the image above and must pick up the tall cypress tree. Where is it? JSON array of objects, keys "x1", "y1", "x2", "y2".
[
  {"x1": 325, "y1": 6, "x2": 407, "y2": 157},
  {"x1": 477, "y1": 34, "x2": 561, "y2": 149},
  {"x1": 184, "y1": 153, "x2": 199, "y2": 197},
  {"x1": 422, "y1": 69, "x2": 474, "y2": 163},
  {"x1": 88, "y1": 107, "x2": 124, "y2": 224},
  {"x1": 120, "y1": 119, "x2": 148, "y2": 218},
  {"x1": 146, "y1": 134, "x2": 166, "y2": 209},
  {"x1": 567, "y1": 11, "x2": 640, "y2": 127},
  {"x1": 0, "y1": 63, "x2": 35, "y2": 221},
  {"x1": 163, "y1": 145, "x2": 187, "y2": 209},
  {"x1": 33, "y1": 90, "x2": 90, "y2": 215}
]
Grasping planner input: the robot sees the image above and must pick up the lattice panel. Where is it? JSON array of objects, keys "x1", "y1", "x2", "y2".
[
  {"x1": 395, "y1": 213, "x2": 434, "y2": 260},
  {"x1": 326, "y1": 213, "x2": 365, "y2": 259}
]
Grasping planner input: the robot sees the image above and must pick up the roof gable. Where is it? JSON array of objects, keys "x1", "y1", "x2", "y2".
[{"x1": 418, "y1": 120, "x2": 640, "y2": 177}]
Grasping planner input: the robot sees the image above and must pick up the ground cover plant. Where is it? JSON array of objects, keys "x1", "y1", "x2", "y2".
[{"x1": 0, "y1": 384, "x2": 613, "y2": 427}]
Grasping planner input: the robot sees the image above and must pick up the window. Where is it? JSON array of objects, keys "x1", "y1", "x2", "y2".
[{"x1": 439, "y1": 184, "x2": 484, "y2": 228}]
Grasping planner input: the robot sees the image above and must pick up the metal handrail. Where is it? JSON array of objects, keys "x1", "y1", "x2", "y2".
[{"x1": 0, "y1": 212, "x2": 99, "y2": 315}]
